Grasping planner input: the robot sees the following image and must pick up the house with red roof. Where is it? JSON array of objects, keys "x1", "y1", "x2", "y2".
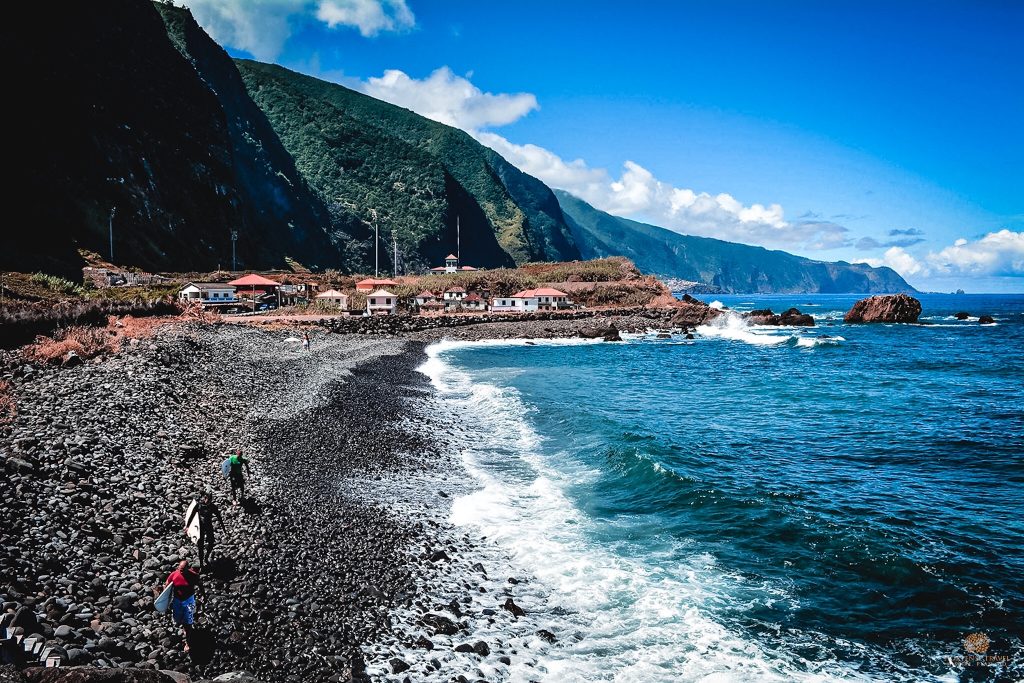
[
  {"x1": 365, "y1": 289, "x2": 397, "y2": 315},
  {"x1": 490, "y1": 288, "x2": 571, "y2": 313},
  {"x1": 428, "y1": 254, "x2": 478, "y2": 275},
  {"x1": 442, "y1": 286, "x2": 467, "y2": 302},
  {"x1": 462, "y1": 292, "x2": 487, "y2": 311},
  {"x1": 414, "y1": 290, "x2": 437, "y2": 307},
  {"x1": 355, "y1": 277, "x2": 399, "y2": 292}
]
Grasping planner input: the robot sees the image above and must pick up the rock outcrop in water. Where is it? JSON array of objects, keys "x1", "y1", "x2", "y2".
[
  {"x1": 669, "y1": 295, "x2": 722, "y2": 327},
  {"x1": 843, "y1": 294, "x2": 922, "y2": 323},
  {"x1": 978, "y1": 315, "x2": 996, "y2": 325},
  {"x1": 743, "y1": 308, "x2": 815, "y2": 327}
]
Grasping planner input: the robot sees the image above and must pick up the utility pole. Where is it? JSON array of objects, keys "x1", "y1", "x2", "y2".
[
  {"x1": 108, "y1": 207, "x2": 117, "y2": 262},
  {"x1": 457, "y1": 215, "x2": 460, "y2": 262},
  {"x1": 371, "y1": 209, "x2": 379, "y2": 277},
  {"x1": 231, "y1": 230, "x2": 238, "y2": 272},
  {"x1": 392, "y1": 230, "x2": 398, "y2": 277}
]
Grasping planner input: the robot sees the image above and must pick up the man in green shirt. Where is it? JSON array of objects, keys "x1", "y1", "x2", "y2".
[{"x1": 227, "y1": 449, "x2": 251, "y2": 505}]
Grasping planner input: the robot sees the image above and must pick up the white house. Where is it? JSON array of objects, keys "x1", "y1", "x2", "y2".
[
  {"x1": 414, "y1": 290, "x2": 437, "y2": 306},
  {"x1": 429, "y1": 254, "x2": 479, "y2": 275},
  {"x1": 462, "y1": 293, "x2": 487, "y2": 311},
  {"x1": 489, "y1": 288, "x2": 571, "y2": 313},
  {"x1": 315, "y1": 289, "x2": 349, "y2": 308},
  {"x1": 366, "y1": 289, "x2": 397, "y2": 315},
  {"x1": 531, "y1": 287, "x2": 572, "y2": 310},
  {"x1": 443, "y1": 286, "x2": 467, "y2": 302},
  {"x1": 178, "y1": 283, "x2": 237, "y2": 305}
]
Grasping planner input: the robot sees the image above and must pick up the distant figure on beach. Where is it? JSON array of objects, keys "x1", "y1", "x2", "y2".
[
  {"x1": 227, "y1": 449, "x2": 251, "y2": 505},
  {"x1": 165, "y1": 560, "x2": 203, "y2": 651},
  {"x1": 302, "y1": 331, "x2": 310, "y2": 351},
  {"x1": 186, "y1": 492, "x2": 225, "y2": 567}
]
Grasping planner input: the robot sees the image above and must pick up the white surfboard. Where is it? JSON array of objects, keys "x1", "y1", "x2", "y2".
[
  {"x1": 154, "y1": 582, "x2": 174, "y2": 613},
  {"x1": 184, "y1": 499, "x2": 201, "y2": 544}
]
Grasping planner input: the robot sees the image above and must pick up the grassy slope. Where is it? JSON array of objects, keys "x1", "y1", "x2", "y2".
[{"x1": 234, "y1": 60, "x2": 579, "y2": 268}]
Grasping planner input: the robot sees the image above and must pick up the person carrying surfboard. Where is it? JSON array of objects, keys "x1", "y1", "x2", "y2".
[
  {"x1": 186, "y1": 492, "x2": 225, "y2": 567},
  {"x1": 225, "y1": 449, "x2": 251, "y2": 505},
  {"x1": 164, "y1": 560, "x2": 203, "y2": 651}
]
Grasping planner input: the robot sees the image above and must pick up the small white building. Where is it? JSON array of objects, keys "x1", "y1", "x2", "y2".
[
  {"x1": 443, "y1": 287, "x2": 467, "y2": 302},
  {"x1": 315, "y1": 289, "x2": 349, "y2": 308},
  {"x1": 429, "y1": 254, "x2": 479, "y2": 275},
  {"x1": 489, "y1": 288, "x2": 571, "y2": 313},
  {"x1": 414, "y1": 290, "x2": 437, "y2": 307},
  {"x1": 179, "y1": 282, "x2": 237, "y2": 305},
  {"x1": 366, "y1": 289, "x2": 397, "y2": 315},
  {"x1": 462, "y1": 293, "x2": 487, "y2": 311}
]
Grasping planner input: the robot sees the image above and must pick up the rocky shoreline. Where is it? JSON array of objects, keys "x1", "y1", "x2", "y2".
[{"x1": 1, "y1": 323, "x2": 543, "y2": 682}]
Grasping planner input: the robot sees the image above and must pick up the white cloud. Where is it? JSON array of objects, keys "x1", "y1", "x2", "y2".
[
  {"x1": 474, "y1": 134, "x2": 849, "y2": 250},
  {"x1": 357, "y1": 68, "x2": 848, "y2": 251},
  {"x1": 177, "y1": 0, "x2": 414, "y2": 60},
  {"x1": 862, "y1": 230, "x2": 1024, "y2": 279},
  {"x1": 316, "y1": 0, "x2": 414, "y2": 37},
  {"x1": 359, "y1": 67, "x2": 538, "y2": 130}
]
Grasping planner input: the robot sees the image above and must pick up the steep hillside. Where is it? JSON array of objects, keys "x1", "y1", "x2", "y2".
[
  {"x1": 6, "y1": 0, "x2": 341, "y2": 277},
  {"x1": 233, "y1": 60, "x2": 579, "y2": 269},
  {"x1": 557, "y1": 191, "x2": 915, "y2": 294}
]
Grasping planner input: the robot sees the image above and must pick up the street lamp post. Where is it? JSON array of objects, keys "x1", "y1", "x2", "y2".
[
  {"x1": 370, "y1": 209, "x2": 379, "y2": 277},
  {"x1": 231, "y1": 230, "x2": 238, "y2": 272},
  {"x1": 108, "y1": 207, "x2": 117, "y2": 262}
]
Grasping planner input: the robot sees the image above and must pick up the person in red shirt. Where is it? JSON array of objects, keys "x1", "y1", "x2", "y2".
[{"x1": 165, "y1": 560, "x2": 202, "y2": 650}]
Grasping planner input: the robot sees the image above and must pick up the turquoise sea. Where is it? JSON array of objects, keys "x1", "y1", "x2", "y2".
[{"x1": 420, "y1": 294, "x2": 1024, "y2": 682}]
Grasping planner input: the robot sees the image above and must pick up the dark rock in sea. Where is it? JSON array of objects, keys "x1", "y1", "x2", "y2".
[
  {"x1": 454, "y1": 643, "x2": 474, "y2": 653},
  {"x1": 955, "y1": 311, "x2": 970, "y2": 320},
  {"x1": 843, "y1": 294, "x2": 922, "y2": 323},
  {"x1": 472, "y1": 641, "x2": 490, "y2": 657},
  {"x1": 979, "y1": 315, "x2": 996, "y2": 325},
  {"x1": 502, "y1": 598, "x2": 525, "y2": 618},
  {"x1": 536, "y1": 629, "x2": 558, "y2": 644},
  {"x1": 413, "y1": 636, "x2": 435, "y2": 650},
  {"x1": 670, "y1": 295, "x2": 721, "y2": 327},
  {"x1": 388, "y1": 658, "x2": 410, "y2": 674},
  {"x1": 422, "y1": 613, "x2": 460, "y2": 635},
  {"x1": 744, "y1": 308, "x2": 815, "y2": 326}
]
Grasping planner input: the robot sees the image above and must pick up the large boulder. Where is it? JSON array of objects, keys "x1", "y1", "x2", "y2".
[
  {"x1": 21, "y1": 668, "x2": 185, "y2": 683},
  {"x1": 670, "y1": 295, "x2": 722, "y2": 327},
  {"x1": 744, "y1": 308, "x2": 815, "y2": 327},
  {"x1": 844, "y1": 294, "x2": 921, "y2": 323}
]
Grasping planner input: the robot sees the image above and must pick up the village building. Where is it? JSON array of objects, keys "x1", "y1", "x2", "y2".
[
  {"x1": 278, "y1": 282, "x2": 317, "y2": 306},
  {"x1": 84, "y1": 267, "x2": 169, "y2": 288},
  {"x1": 355, "y1": 277, "x2": 398, "y2": 292},
  {"x1": 443, "y1": 286, "x2": 466, "y2": 302},
  {"x1": 365, "y1": 289, "x2": 397, "y2": 315},
  {"x1": 315, "y1": 289, "x2": 349, "y2": 308},
  {"x1": 228, "y1": 273, "x2": 281, "y2": 310},
  {"x1": 414, "y1": 290, "x2": 437, "y2": 307},
  {"x1": 419, "y1": 300, "x2": 445, "y2": 314},
  {"x1": 429, "y1": 254, "x2": 479, "y2": 275},
  {"x1": 462, "y1": 292, "x2": 487, "y2": 311},
  {"x1": 178, "y1": 282, "x2": 237, "y2": 307},
  {"x1": 489, "y1": 288, "x2": 571, "y2": 313}
]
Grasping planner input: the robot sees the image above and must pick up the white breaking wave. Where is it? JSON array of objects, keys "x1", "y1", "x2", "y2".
[
  {"x1": 709, "y1": 300, "x2": 725, "y2": 310},
  {"x1": 796, "y1": 336, "x2": 845, "y2": 348},
  {"x1": 696, "y1": 312, "x2": 793, "y2": 347},
  {"x1": 415, "y1": 341, "x2": 879, "y2": 682}
]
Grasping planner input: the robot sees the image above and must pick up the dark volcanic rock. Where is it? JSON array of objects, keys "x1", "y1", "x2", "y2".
[
  {"x1": 743, "y1": 308, "x2": 815, "y2": 326},
  {"x1": 502, "y1": 598, "x2": 525, "y2": 618},
  {"x1": 20, "y1": 668, "x2": 182, "y2": 683},
  {"x1": 955, "y1": 311, "x2": 970, "y2": 320},
  {"x1": 979, "y1": 315, "x2": 996, "y2": 325},
  {"x1": 670, "y1": 295, "x2": 721, "y2": 327},
  {"x1": 843, "y1": 294, "x2": 921, "y2": 323}
]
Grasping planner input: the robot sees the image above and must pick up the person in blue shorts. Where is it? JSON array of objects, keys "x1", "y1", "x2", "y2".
[{"x1": 165, "y1": 560, "x2": 202, "y2": 651}]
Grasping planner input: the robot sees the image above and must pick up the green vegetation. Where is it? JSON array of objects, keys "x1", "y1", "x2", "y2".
[
  {"x1": 234, "y1": 60, "x2": 579, "y2": 271},
  {"x1": 30, "y1": 273, "x2": 85, "y2": 297}
]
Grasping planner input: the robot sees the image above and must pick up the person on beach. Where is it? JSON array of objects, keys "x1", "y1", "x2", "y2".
[
  {"x1": 302, "y1": 331, "x2": 310, "y2": 351},
  {"x1": 227, "y1": 449, "x2": 251, "y2": 505},
  {"x1": 186, "y1": 492, "x2": 225, "y2": 567},
  {"x1": 165, "y1": 560, "x2": 203, "y2": 651}
]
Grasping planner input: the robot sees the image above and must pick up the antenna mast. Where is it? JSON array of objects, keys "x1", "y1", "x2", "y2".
[
  {"x1": 392, "y1": 230, "x2": 398, "y2": 277},
  {"x1": 457, "y1": 215, "x2": 460, "y2": 261}
]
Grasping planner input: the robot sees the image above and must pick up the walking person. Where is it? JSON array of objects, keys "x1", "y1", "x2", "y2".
[
  {"x1": 226, "y1": 449, "x2": 251, "y2": 506},
  {"x1": 164, "y1": 560, "x2": 203, "y2": 651},
  {"x1": 186, "y1": 492, "x2": 225, "y2": 568},
  {"x1": 302, "y1": 331, "x2": 311, "y2": 352}
]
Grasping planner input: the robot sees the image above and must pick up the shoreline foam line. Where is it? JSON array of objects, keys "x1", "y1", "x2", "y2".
[{"x1": 417, "y1": 341, "x2": 879, "y2": 682}]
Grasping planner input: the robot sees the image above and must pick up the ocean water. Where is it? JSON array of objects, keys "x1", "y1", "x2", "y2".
[{"x1": 419, "y1": 294, "x2": 1024, "y2": 682}]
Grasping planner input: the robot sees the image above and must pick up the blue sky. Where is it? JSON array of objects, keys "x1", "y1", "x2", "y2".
[{"x1": 181, "y1": 0, "x2": 1023, "y2": 291}]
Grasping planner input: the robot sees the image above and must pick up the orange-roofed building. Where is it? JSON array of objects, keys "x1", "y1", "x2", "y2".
[
  {"x1": 355, "y1": 277, "x2": 399, "y2": 292},
  {"x1": 228, "y1": 274, "x2": 280, "y2": 291}
]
